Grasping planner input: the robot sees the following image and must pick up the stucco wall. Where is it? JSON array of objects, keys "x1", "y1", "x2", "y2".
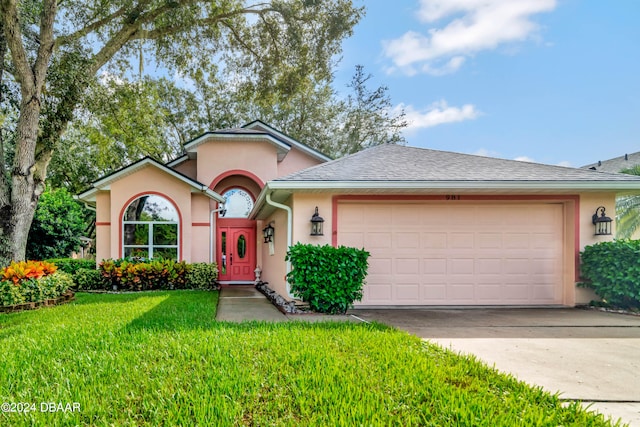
[
  {"x1": 172, "y1": 159, "x2": 197, "y2": 180},
  {"x1": 576, "y1": 192, "x2": 617, "y2": 304},
  {"x1": 259, "y1": 208, "x2": 290, "y2": 298},
  {"x1": 277, "y1": 147, "x2": 325, "y2": 177},
  {"x1": 195, "y1": 139, "x2": 278, "y2": 188},
  {"x1": 95, "y1": 191, "x2": 111, "y2": 263},
  {"x1": 108, "y1": 165, "x2": 194, "y2": 261}
]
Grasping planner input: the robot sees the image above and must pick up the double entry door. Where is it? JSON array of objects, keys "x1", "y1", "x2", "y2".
[{"x1": 217, "y1": 225, "x2": 256, "y2": 282}]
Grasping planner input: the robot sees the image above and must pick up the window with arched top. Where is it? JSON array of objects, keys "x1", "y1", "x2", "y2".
[{"x1": 122, "y1": 194, "x2": 179, "y2": 260}]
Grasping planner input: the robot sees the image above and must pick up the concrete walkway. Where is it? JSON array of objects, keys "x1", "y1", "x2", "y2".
[
  {"x1": 215, "y1": 286, "x2": 288, "y2": 322},
  {"x1": 215, "y1": 286, "x2": 356, "y2": 323},
  {"x1": 353, "y1": 307, "x2": 640, "y2": 427}
]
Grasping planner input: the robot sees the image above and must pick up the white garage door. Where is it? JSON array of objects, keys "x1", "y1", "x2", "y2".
[{"x1": 338, "y1": 202, "x2": 564, "y2": 306}]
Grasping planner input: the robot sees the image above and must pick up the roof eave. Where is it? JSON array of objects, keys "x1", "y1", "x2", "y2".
[{"x1": 267, "y1": 180, "x2": 640, "y2": 191}]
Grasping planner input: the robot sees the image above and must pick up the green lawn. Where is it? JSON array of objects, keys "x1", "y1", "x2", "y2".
[{"x1": 0, "y1": 291, "x2": 621, "y2": 426}]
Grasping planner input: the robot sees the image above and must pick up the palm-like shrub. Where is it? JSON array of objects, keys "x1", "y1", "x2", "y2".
[{"x1": 616, "y1": 165, "x2": 640, "y2": 239}]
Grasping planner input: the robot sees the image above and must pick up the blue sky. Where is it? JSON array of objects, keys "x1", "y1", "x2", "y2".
[{"x1": 333, "y1": 0, "x2": 640, "y2": 167}]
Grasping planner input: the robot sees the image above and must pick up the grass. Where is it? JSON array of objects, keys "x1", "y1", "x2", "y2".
[{"x1": 0, "y1": 291, "x2": 622, "y2": 426}]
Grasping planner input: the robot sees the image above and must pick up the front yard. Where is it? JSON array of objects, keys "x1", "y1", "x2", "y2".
[{"x1": 0, "y1": 291, "x2": 620, "y2": 426}]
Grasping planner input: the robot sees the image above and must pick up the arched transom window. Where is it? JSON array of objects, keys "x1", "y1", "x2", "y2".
[
  {"x1": 122, "y1": 194, "x2": 179, "y2": 260},
  {"x1": 220, "y1": 188, "x2": 254, "y2": 218}
]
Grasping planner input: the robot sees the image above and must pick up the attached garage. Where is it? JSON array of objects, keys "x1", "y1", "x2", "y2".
[
  {"x1": 337, "y1": 201, "x2": 566, "y2": 306},
  {"x1": 254, "y1": 143, "x2": 640, "y2": 307}
]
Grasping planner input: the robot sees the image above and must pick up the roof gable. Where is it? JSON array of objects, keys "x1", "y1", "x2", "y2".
[
  {"x1": 242, "y1": 120, "x2": 332, "y2": 163},
  {"x1": 77, "y1": 157, "x2": 224, "y2": 203}
]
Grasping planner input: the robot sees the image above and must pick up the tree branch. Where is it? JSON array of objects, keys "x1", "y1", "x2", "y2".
[
  {"x1": 54, "y1": 5, "x2": 130, "y2": 48},
  {"x1": 34, "y1": 0, "x2": 58, "y2": 87},
  {"x1": 0, "y1": 0, "x2": 35, "y2": 95}
]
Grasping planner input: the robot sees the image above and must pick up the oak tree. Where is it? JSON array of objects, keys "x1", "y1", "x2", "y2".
[{"x1": 0, "y1": 0, "x2": 363, "y2": 263}]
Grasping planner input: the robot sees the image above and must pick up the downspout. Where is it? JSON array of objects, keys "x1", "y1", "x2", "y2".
[{"x1": 265, "y1": 192, "x2": 293, "y2": 298}]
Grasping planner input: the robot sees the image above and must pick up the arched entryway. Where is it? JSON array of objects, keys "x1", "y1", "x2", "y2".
[{"x1": 212, "y1": 173, "x2": 262, "y2": 283}]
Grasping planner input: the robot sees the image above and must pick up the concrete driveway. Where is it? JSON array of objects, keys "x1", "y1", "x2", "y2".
[{"x1": 351, "y1": 307, "x2": 640, "y2": 426}]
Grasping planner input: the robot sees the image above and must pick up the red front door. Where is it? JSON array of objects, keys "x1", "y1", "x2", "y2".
[{"x1": 218, "y1": 225, "x2": 256, "y2": 282}]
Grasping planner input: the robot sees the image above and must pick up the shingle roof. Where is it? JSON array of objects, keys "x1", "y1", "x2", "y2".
[
  {"x1": 274, "y1": 144, "x2": 640, "y2": 184},
  {"x1": 582, "y1": 151, "x2": 640, "y2": 173}
]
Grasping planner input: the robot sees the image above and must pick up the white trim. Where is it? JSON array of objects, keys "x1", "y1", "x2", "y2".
[
  {"x1": 184, "y1": 132, "x2": 291, "y2": 158},
  {"x1": 77, "y1": 158, "x2": 225, "y2": 204}
]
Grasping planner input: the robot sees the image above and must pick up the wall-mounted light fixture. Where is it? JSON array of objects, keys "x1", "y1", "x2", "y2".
[
  {"x1": 592, "y1": 206, "x2": 612, "y2": 236},
  {"x1": 310, "y1": 206, "x2": 324, "y2": 236},
  {"x1": 263, "y1": 223, "x2": 274, "y2": 243}
]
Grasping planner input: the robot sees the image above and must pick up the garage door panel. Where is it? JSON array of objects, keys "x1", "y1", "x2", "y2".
[
  {"x1": 450, "y1": 233, "x2": 474, "y2": 248},
  {"x1": 338, "y1": 202, "x2": 564, "y2": 306},
  {"x1": 423, "y1": 258, "x2": 447, "y2": 274},
  {"x1": 396, "y1": 283, "x2": 420, "y2": 300},
  {"x1": 422, "y1": 232, "x2": 448, "y2": 248},
  {"x1": 365, "y1": 232, "x2": 392, "y2": 248},
  {"x1": 369, "y1": 258, "x2": 392, "y2": 275},
  {"x1": 365, "y1": 284, "x2": 393, "y2": 302}
]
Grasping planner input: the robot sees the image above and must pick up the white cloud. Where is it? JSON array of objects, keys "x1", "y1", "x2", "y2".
[
  {"x1": 557, "y1": 160, "x2": 572, "y2": 167},
  {"x1": 399, "y1": 100, "x2": 480, "y2": 132},
  {"x1": 514, "y1": 155, "x2": 536, "y2": 162},
  {"x1": 383, "y1": 0, "x2": 556, "y2": 75}
]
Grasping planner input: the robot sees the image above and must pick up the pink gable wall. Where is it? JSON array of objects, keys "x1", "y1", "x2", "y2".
[{"x1": 102, "y1": 165, "x2": 193, "y2": 262}]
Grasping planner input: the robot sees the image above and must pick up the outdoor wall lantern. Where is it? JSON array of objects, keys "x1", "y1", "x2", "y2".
[
  {"x1": 310, "y1": 206, "x2": 325, "y2": 236},
  {"x1": 592, "y1": 206, "x2": 613, "y2": 236},
  {"x1": 263, "y1": 223, "x2": 274, "y2": 243}
]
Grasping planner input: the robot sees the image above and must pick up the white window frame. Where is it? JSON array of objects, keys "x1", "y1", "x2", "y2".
[{"x1": 122, "y1": 195, "x2": 180, "y2": 260}]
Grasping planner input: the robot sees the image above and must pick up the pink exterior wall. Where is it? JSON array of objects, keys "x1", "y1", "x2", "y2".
[
  {"x1": 95, "y1": 191, "x2": 111, "y2": 264},
  {"x1": 259, "y1": 208, "x2": 290, "y2": 297},
  {"x1": 191, "y1": 194, "x2": 213, "y2": 263},
  {"x1": 277, "y1": 147, "x2": 325, "y2": 177},
  {"x1": 195, "y1": 139, "x2": 278, "y2": 189},
  {"x1": 576, "y1": 192, "x2": 616, "y2": 304},
  {"x1": 172, "y1": 159, "x2": 197, "y2": 180},
  {"x1": 108, "y1": 165, "x2": 194, "y2": 261}
]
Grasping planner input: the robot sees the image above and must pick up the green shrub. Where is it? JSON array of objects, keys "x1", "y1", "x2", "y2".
[
  {"x1": 186, "y1": 263, "x2": 219, "y2": 289},
  {"x1": 0, "y1": 271, "x2": 73, "y2": 306},
  {"x1": 74, "y1": 268, "x2": 106, "y2": 290},
  {"x1": 0, "y1": 280, "x2": 26, "y2": 306},
  {"x1": 46, "y1": 258, "x2": 96, "y2": 275},
  {"x1": 26, "y1": 187, "x2": 88, "y2": 260},
  {"x1": 99, "y1": 259, "x2": 191, "y2": 291},
  {"x1": 580, "y1": 240, "x2": 640, "y2": 308},
  {"x1": 286, "y1": 243, "x2": 370, "y2": 314}
]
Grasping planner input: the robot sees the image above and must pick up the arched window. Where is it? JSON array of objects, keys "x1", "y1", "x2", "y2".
[
  {"x1": 122, "y1": 194, "x2": 179, "y2": 260},
  {"x1": 220, "y1": 188, "x2": 254, "y2": 218}
]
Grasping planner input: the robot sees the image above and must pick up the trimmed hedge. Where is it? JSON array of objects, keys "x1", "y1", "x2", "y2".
[
  {"x1": 286, "y1": 243, "x2": 370, "y2": 314},
  {"x1": 580, "y1": 239, "x2": 640, "y2": 308},
  {"x1": 46, "y1": 258, "x2": 96, "y2": 275},
  {"x1": 74, "y1": 268, "x2": 106, "y2": 291},
  {"x1": 98, "y1": 259, "x2": 218, "y2": 291}
]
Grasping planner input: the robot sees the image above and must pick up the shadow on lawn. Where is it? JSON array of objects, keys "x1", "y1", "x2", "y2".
[
  {"x1": 122, "y1": 290, "x2": 390, "y2": 334},
  {"x1": 124, "y1": 291, "x2": 218, "y2": 331},
  {"x1": 73, "y1": 291, "x2": 148, "y2": 305}
]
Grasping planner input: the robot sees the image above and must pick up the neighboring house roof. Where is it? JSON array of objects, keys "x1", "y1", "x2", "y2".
[
  {"x1": 582, "y1": 151, "x2": 640, "y2": 173},
  {"x1": 77, "y1": 157, "x2": 225, "y2": 204}
]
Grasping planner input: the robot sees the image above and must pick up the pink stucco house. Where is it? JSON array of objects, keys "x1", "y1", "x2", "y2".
[{"x1": 78, "y1": 121, "x2": 640, "y2": 307}]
